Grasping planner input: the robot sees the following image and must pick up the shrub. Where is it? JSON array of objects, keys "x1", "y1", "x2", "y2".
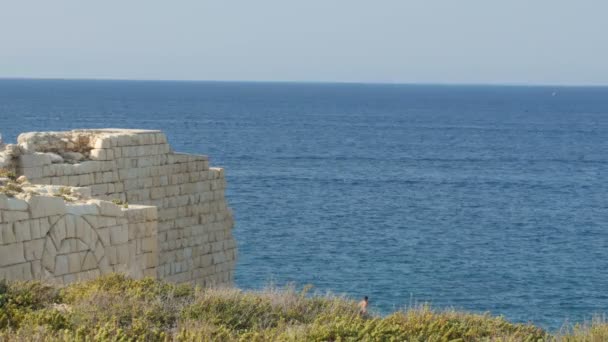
[
  {"x1": 0, "y1": 182, "x2": 23, "y2": 197},
  {"x1": 0, "y1": 281, "x2": 59, "y2": 330},
  {"x1": 0, "y1": 168, "x2": 17, "y2": 181},
  {"x1": 2, "y1": 274, "x2": 608, "y2": 341}
]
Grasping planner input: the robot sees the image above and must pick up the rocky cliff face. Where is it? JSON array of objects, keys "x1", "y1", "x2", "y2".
[{"x1": 0, "y1": 129, "x2": 236, "y2": 286}]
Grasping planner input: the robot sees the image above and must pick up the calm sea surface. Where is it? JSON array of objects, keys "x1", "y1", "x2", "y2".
[{"x1": 0, "y1": 79, "x2": 607, "y2": 329}]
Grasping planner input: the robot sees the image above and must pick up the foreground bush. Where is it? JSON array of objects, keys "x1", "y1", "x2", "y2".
[{"x1": 0, "y1": 274, "x2": 603, "y2": 341}]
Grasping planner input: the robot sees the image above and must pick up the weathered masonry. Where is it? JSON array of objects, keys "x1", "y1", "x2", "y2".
[{"x1": 0, "y1": 129, "x2": 236, "y2": 286}]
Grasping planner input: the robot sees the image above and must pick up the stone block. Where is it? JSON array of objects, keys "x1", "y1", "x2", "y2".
[
  {"x1": 14, "y1": 220, "x2": 31, "y2": 241},
  {"x1": 141, "y1": 237, "x2": 157, "y2": 253},
  {"x1": 65, "y1": 215, "x2": 76, "y2": 238},
  {"x1": 85, "y1": 200, "x2": 119, "y2": 218},
  {"x1": 0, "y1": 194, "x2": 8, "y2": 210},
  {"x1": 0, "y1": 243, "x2": 26, "y2": 267},
  {"x1": 7, "y1": 198, "x2": 28, "y2": 211},
  {"x1": 81, "y1": 215, "x2": 99, "y2": 229},
  {"x1": 66, "y1": 203, "x2": 99, "y2": 216},
  {"x1": 29, "y1": 219, "x2": 42, "y2": 239},
  {"x1": 0, "y1": 223, "x2": 15, "y2": 244},
  {"x1": 78, "y1": 174, "x2": 92, "y2": 186},
  {"x1": 38, "y1": 217, "x2": 51, "y2": 237},
  {"x1": 72, "y1": 161, "x2": 97, "y2": 175},
  {"x1": 102, "y1": 171, "x2": 114, "y2": 183},
  {"x1": 110, "y1": 225, "x2": 128, "y2": 245},
  {"x1": 98, "y1": 216, "x2": 117, "y2": 228},
  {"x1": 50, "y1": 221, "x2": 67, "y2": 247},
  {"x1": 99, "y1": 201, "x2": 124, "y2": 217},
  {"x1": 94, "y1": 240, "x2": 105, "y2": 260},
  {"x1": 123, "y1": 206, "x2": 146, "y2": 222},
  {"x1": 23, "y1": 239, "x2": 44, "y2": 261},
  {"x1": 42, "y1": 165, "x2": 53, "y2": 177},
  {"x1": 105, "y1": 246, "x2": 117, "y2": 265},
  {"x1": 82, "y1": 252, "x2": 97, "y2": 271},
  {"x1": 96, "y1": 227, "x2": 110, "y2": 246},
  {"x1": 31, "y1": 259, "x2": 42, "y2": 279},
  {"x1": 68, "y1": 252, "x2": 83, "y2": 273},
  {"x1": 89, "y1": 184, "x2": 108, "y2": 195},
  {"x1": 0, "y1": 262, "x2": 32, "y2": 281},
  {"x1": 116, "y1": 244, "x2": 129, "y2": 264},
  {"x1": 19, "y1": 153, "x2": 51, "y2": 168},
  {"x1": 29, "y1": 196, "x2": 66, "y2": 219}
]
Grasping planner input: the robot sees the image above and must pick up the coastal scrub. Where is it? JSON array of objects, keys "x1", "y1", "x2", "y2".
[{"x1": 0, "y1": 274, "x2": 602, "y2": 341}]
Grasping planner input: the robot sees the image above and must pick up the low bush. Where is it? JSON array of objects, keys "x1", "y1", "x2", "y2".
[
  {"x1": 0, "y1": 274, "x2": 604, "y2": 341},
  {"x1": 0, "y1": 168, "x2": 17, "y2": 181}
]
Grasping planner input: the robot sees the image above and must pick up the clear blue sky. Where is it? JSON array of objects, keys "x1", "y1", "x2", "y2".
[{"x1": 1, "y1": 0, "x2": 606, "y2": 85}]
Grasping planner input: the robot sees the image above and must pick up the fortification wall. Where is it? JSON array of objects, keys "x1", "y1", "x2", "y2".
[{"x1": 0, "y1": 129, "x2": 236, "y2": 287}]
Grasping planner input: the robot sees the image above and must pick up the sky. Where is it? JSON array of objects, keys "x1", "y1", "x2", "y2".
[{"x1": 0, "y1": 0, "x2": 607, "y2": 85}]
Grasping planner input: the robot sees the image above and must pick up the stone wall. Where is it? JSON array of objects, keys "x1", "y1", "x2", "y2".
[
  {"x1": 0, "y1": 129, "x2": 236, "y2": 287},
  {"x1": 0, "y1": 190, "x2": 158, "y2": 284}
]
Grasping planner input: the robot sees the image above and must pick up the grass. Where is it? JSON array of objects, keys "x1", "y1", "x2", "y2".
[
  {"x1": 112, "y1": 198, "x2": 129, "y2": 208},
  {"x1": 0, "y1": 274, "x2": 605, "y2": 341},
  {"x1": 53, "y1": 187, "x2": 75, "y2": 202},
  {"x1": 0, "y1": 168, "x2": 23, "y2": 197},
  {"x1": 0, "y1": 182, "x2": 23, "y2": 197}
]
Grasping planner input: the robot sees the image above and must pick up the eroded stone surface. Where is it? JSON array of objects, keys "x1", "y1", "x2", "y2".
[{"x1": 0, "y1": 129, "x2": 236, "y2": 287}]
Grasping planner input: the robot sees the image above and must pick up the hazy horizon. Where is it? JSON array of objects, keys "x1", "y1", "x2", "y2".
[
  {"x1": 3, "y1": 77, "x2": 608, "y2": 88},
  {"x1": 1, "y1": 0, "x2": 607, "y2": 85}
]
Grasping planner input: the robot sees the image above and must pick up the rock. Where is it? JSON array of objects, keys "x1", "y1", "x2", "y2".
[
  {"x1": 18, "y1": 132, "x2": 70, "y2": 152},
  {"x1": 45, "y1": 152, "x2": 64, "y2": 163},
  {"x1": 62, "y1": 152, "x2": 85, "y2": 162},
  {"x1": 18, "y1": 143, "x2": 33, "y2": 154},
  {"x1": 0, "y1": 154, "x2": 10, "y2": 169},
  {"x1": 16, "y1": 175, "x2": 29, "y2": 184},
  {"x1": 29, "y1": 186, "x2": 49, "y2": 194},
  {"x1": 4, "y1": 144, "x2": 21, "y2": 157}
]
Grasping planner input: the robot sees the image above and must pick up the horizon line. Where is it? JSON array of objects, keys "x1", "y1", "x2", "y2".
[{"x1": 1, "y1": 76, "x2": 608, "y2": 88}]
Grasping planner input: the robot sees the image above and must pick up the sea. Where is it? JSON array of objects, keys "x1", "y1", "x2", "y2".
[{"x1": 0, "y1": 79, "x2": 606, "y2": 330}]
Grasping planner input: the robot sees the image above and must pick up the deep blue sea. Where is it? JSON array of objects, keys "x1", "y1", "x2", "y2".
[{"x1": 0, "y1": 79, "x2": 607, "y2": 329}]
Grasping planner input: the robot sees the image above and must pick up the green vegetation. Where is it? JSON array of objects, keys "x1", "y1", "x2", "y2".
[
  {"x1": 53, "y1": 187, "x2": 75, "y2": 202},
  {"x1": 58, "y1": 187, "x2": 72, "y2": 196},
  {"x1": 0, "y1": 275, "x2": 605, "y2": 341},
  {"x1": 0, "y1": 168, "x2": 17, "y2": 181},
  {"x1": 112, "y1": 198, "x2": 129, "y2": 208},
  {"x1": 0, "y1": 168, "x2": 24, "y2": 197},
  {"x1": 0, "y1": 181, "x2": 23, "y2": 197}
]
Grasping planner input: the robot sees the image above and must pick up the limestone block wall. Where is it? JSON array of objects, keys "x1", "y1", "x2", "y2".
[
  {"x1": 0, "y1": 190, "x2": 158, "y2": 284},
  {"x1": 0, "y1": 129, "x2": 236, "y2": 287}
]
